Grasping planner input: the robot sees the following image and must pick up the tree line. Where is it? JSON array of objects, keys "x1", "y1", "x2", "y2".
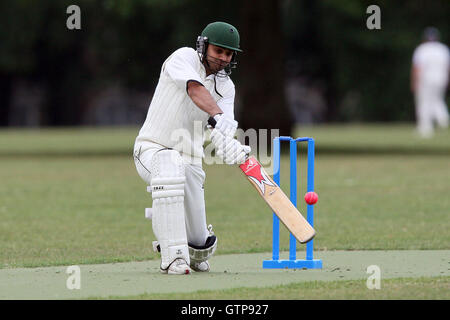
[{"x1": 0, "y1": 0, "x2": 448, "y2": 136}]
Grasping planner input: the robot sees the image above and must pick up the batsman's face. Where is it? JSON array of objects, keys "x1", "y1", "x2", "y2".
[{"x1": 206, "y1": 44, "x2": 233, "y2": 73}]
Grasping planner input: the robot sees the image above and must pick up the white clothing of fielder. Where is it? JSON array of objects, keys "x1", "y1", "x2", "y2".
[
  {"x1": 133, "y1": 47, "x2": 236, "y2": 271},
  {"x1": 412, "y1": 41, "x2": 450, "y2": 137}
]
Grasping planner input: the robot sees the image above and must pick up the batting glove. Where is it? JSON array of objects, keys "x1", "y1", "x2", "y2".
[
  {"x1": 212, "y1": 114, "x2": 238, "y2": 138},
  {"x1": 213, "y1": 134, "x2": 251, "y2": 165}
]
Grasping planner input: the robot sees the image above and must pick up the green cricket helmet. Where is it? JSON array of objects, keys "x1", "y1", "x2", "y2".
[
  {"x1": 201, "y1": 21, "x2": 242, "y2": 52},
  {"x1": 196, "y1": 22, "x2": 242, "y2": 76}
]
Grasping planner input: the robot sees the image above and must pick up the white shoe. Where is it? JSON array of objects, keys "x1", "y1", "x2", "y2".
[
  {"x1": 190, "y1": 260, "x2": 210, "y2": 272},
  {"x1": 161, "y1": 258, "x2": 191, "y2": 275}
]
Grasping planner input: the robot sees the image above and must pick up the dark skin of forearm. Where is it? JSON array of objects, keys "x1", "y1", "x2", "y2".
[
  {"x1": 410, "y1": 65, "x2": 419, "y2": 93},
  {"x1": 187, "y1": 81, "x2": 223, "y2": 117}
]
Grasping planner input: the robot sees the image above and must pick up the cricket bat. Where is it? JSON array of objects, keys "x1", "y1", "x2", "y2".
[
  {"x1": 239, "y1": 156, "x2": 315, "y2": 243},
  {"x1": 207, "y1": 117, "x2": 315, "y2": 244}
]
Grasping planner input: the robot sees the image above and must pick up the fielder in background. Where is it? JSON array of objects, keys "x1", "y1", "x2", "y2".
[
  {"x1": 411, "y1": 27, "x2": 450, "y2": 138},
  {"x1": 133, "y1": 22, "x2": 250, "y2": 275}
]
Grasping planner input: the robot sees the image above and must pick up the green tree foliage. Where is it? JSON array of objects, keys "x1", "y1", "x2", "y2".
[
  {"x1": 283, "y1": 0, "x2": 450, "y2": 122},
  {"x1": 0, "y1": 0, "x2": 448, "y2": 126}
]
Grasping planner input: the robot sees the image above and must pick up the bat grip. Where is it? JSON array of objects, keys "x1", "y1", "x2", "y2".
[{"x1": 208, "y1": 116, "x2": 217, "y2": 128}]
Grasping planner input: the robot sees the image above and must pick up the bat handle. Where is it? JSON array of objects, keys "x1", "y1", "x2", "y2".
[{"x1": 207, "y1": 116, "x2": 217, "y2": 128}]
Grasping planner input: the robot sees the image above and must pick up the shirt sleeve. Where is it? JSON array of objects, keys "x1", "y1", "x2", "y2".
[
  {"x1": 412, "y1": 47, "x2": 422, "y2": 66},
  {"x1": 163, "y1": 47, "x2": 203, "y2": 92},
  {"x1": 217, "y1": 83, "x2": 235, "y2": 120}
]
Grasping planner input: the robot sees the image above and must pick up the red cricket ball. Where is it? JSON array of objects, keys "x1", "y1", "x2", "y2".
[{"x1": 304, "y1": 191, "x2": 318, "y2": 205}]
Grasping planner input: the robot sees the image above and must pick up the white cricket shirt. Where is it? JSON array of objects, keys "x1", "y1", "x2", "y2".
[
  {"x1": 412, "y1": 41, "x2": 450, "y2": 88},
  {"x1": 135, "y1": 47, "x2": 236, "y2": 162}
]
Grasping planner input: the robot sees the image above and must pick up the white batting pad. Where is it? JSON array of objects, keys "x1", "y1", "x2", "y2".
[
  {"x1": 152, "y1": 241, "x2": 160, "y2": 253},
  {"x1": 145, "y1": 208, "x2": 153, "y2": 220},
  {"x1": 150, "y1": 149, "x2": 190, "y2": 269}
]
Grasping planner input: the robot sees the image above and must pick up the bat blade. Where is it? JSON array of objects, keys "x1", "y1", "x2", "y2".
[{"x1": 239, "y1": 156, "x2": 316, "y2": 243}]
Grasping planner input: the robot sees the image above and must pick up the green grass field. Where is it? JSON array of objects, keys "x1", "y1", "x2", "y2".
[
  {"x1": 116, "y1": 277, "x2": 449, "y2": 300},
  {"x1": 0, "y1": 124, "x2": 449, "y2": 299}
]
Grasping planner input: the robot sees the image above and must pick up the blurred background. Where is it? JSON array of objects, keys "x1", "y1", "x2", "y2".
[
  {"x1": 0, "y1": 0, "x2": 449, "y2": 136},
  {"x1": 0, "y1": 0, "x2": 449, "y2": 278}
]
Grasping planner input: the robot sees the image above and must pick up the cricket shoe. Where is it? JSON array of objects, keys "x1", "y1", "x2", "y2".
[
  {"x1": 160, "y1": 258, "x2": 191, "y2": 275},
  {"x1": 190, "y1": 260, "x2": 210, "y2": 272}
]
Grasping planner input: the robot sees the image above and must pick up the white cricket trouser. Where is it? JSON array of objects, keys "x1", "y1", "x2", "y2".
[
  {"x1": 415, "y1": 84, "x2": 449, "y2": 137},
  {"x1": 133, "y1": 142, "x2": 210, "y2": 247}
]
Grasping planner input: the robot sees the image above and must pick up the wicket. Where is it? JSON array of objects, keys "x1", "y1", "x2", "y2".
[{"x1": 263, "y1": 136, "x2": 323, "y2": 269}]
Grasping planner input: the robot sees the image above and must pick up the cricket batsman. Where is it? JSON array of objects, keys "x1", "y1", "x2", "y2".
[
  {"x1": 133, "y1": 22, "x2": 250, "y2": 275},
  {"x1": 411, "y1": 27, "x2": 450, "y2": 138}
]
